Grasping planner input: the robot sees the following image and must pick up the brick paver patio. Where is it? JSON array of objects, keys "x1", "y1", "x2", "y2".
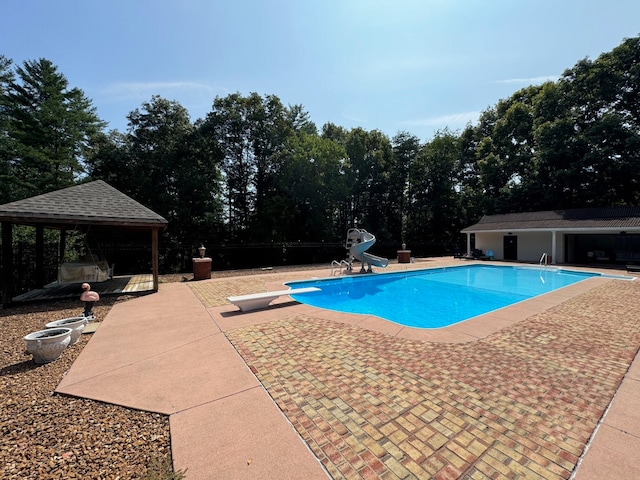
[
  {"x1": 213, "y1": 278, "x2": 640, "y2": 479},
  {"x1": 188, "y1": 272, "x2": 314, "y2": 308}
]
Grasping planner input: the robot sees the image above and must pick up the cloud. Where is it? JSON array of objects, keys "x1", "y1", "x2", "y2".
[
  {"x1": 368, "y1": 56, "x2": 445, "y2": 74},
  {"x1": 495, "y1": 75, "x2": 558, "y2": 85},
  {"x1": 341, "y1": 112, "x2": 369, "y2": 124},
  {"x1": 402, "y1": 111, "x2": 481, "y2": 129},
  {"x1": 363, "y1": 54, "x2": 468, "y2": 78},
  {"x1": 100, "y1": 81, "x2": 220, "y2": 102}
]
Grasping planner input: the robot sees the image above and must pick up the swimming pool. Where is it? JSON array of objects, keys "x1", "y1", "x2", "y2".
[{"x1": 287, "y1": 265, "x2": 628, "y2": 328}]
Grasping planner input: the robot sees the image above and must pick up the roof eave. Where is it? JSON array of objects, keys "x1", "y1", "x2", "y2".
[
  {"x1": 0, "y1": 214, "x2": 168, "y2": 230},
  {"x1": 461, "y1": 226, "x2": 640, "y2": 234}
]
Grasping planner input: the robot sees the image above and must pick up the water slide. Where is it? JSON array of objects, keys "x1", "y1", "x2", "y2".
[{"x1": 345, "y1": 228, "x2": 389, "y2": 272}]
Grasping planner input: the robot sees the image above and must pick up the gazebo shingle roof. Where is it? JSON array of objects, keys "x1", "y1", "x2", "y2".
[
  {"x1": 462, "y1": 207, "x2": 640, "y2": 232},
  {"x1": 0, "y1": 180, "x2": 168, "y2": 228}
]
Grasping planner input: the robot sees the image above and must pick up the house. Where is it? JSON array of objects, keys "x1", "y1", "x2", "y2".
[{"x1": 461, "y1": 207, "x2": 640, "y2": 265}]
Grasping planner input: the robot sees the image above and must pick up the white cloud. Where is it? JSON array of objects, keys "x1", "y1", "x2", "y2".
[
  {"x1": 101, "y1": 81, "x2": 220, "y2": 102},
  {"x1": 402, "y1": 111, "x2": 481, "y2": 129},
  {"x1": 341, "y1": 112, "x2": 369, "y2": 124},
  {"x1": 495, "y1": 75, "x2": 559, "y2": 85},
  {"x1": 368, "y1": 56, "x2": 447, "y2": 74},
  {"x1": 362, "y1": 54, "x2": 469, "y2": 79}
]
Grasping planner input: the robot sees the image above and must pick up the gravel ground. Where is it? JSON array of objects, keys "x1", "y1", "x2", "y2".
[
  {"x1": 0, "y1": 266, "x2": 324, "y2": 480},
  {"x1": 1, "y1": 294, "x2": 172, "y2": 480}
]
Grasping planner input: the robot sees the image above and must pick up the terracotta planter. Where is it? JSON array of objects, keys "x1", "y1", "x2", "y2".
[
  {"x1": 46, "y1": 316, "x2": 87, "y2": 345},
  {"x1": 24, "y1": 328, "x2": 72, "y2": 364}
]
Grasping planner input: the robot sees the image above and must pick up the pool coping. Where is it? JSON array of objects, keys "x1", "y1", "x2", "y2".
[{"x1": 215, "y1": 261, "x2": 626, "y2": 344}]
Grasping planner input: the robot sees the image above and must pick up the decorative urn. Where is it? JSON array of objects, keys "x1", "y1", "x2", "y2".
[
  {"x1": 45, "y1": 316, "x2": 88, "y2": 345},
  {"x1": 24, "y1": 328, "x2": 73, "y2": 364}
]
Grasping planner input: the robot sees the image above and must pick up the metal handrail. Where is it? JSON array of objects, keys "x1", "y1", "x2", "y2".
[
  {"x1": 330, "y1": 259, "x2": 351, "y2": 276},
  {"x1": 539, "y1": 252, "x2": 548, "y2": 266}
]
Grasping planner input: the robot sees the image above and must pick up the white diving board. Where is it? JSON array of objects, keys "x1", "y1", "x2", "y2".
[{"x1": 227, "y1": 287, "x2": 320, "y2": 312}]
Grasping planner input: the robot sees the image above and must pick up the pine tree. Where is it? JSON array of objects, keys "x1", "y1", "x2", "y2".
[{"x1": 3, "y1": 58, "x2": 105, "y2": 200}]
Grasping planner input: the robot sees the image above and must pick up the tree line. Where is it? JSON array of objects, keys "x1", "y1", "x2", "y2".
[{"x1": 1, "y1": 36, "x2": 639, "y2": 271}]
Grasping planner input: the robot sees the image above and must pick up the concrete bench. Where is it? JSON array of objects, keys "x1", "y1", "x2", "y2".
[{"x1": 227, "y1": 287, "x2": 320, "y2": 312}]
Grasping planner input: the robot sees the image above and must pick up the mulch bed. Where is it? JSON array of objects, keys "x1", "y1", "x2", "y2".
[
  {"x1": 0, "y1": 267, "x2": 320, "y2": 479},
  {"x1": 0, "y1": 266, "x2": 318, "y2": 480},
  {"x1": 0, "y1": 296, "x2": 171, "y2": 480}
]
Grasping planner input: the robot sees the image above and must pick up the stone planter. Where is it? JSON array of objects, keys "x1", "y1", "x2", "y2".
[
  {"x1": 24, "y1": 328, "x2": 72, "y2": 364},
  {"x1": 46, "y1": 316, "x2": 88, "y2": 345}
]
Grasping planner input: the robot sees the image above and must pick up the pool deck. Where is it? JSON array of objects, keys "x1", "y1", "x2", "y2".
[{"x1": 56, "y1": 259, "x2": 640, "y2": 479}]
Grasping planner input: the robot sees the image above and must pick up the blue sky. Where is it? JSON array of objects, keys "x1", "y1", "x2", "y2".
[{"x1": 3, "y1": 0, "x2": 639, "y2": 142}]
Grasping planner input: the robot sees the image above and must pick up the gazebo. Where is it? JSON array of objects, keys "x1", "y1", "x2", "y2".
[{"x1": 0, "y1": 180, "x2": 168, "y2": 305}]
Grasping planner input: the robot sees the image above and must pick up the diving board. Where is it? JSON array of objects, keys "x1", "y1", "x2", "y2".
[{"x1": 227, "y1": 287, "x2": 320, "y2": 312}]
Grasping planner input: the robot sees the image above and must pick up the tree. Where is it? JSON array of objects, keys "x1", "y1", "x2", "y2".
[
  {"x1": 125, "y1": 96, "x2": 195, "y2": 210},
  {"x1": 456, "y1": 124, "x2": 485, "y2": 226},
  {"x1": 3, "y1": 58, "x2": 104, "y2": 200},
  {"x1": 0, "y1": 55, "x2": 16, "y2": 203},
  {"x1": 321, "y1": 122, "x2": 349, "y2": 144},
  {"x1": 201, "y1": 93, "x2": 305, "y2": 241},
  {"x1": 274, "y1": 132, "x2": 348, "y2": 241},
  {"x1": 406, "y1": 130, "x2": 461, "y2": 250},
  {"x1": 286, "y1": 103, "x2": 317, "y2": 135},
  {"x1": 86, "y1": 96, "x2": 225, "y2": 269},
  {"x1": 85, "y1": 130, "x2": 134, "y2": 191},
  {"x1": 344, "y1": 128, "x2": 394, "y2": 239},
  {"x1": 202, "y1": 93, "x2": 254, "y2": 238},
  {"x1": 531, "y1": 81, "x2": 586, "y2": 209},
  {"x1": 128, "y1": 97, "x2": 223, "y2": 251},
  {"x1": 559, "y1": 36, "x2": 640, "y2": 207},
  {"x1": 391, "y1": 132, "x2": 420, "y2": 243}
]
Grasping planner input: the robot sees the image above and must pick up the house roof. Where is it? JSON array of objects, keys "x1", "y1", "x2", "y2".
[
  {"x1": 462, "y1": 207, "x2": 640, "y2": 233},
  {"x1": 0, "y1": 180, "x2": 168, "y2": 229}
]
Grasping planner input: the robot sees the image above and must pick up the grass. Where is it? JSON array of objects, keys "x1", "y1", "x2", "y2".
[{"x1": 143, "y1": 456, "x2": 187, "y2": 480}]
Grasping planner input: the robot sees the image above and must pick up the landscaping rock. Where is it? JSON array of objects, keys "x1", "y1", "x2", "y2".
[{"x1": 0, "y1": 297, "x2": 171, "y2": 479}]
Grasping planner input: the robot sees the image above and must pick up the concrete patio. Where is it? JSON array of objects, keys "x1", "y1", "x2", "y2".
[{"x1": 56, "y1": 259, "x2": 640, "y2": 479}]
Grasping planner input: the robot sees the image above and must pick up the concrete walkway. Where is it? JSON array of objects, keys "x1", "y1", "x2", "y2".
[
  {"x1": 56, "y1": 281, "x2": 329, "y2": 479},
  {"x1": 56, "y1": 261, "x2": 640, "y2": 479}
]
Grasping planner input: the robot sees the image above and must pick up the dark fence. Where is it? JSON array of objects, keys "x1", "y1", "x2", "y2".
[
  {"x1": 1, "y1": 238, "x2": 453, "y2": 298},
  {"x1": 3, "y1": 240, "x2": 59, "y2": 295},
  {"x1": 374, "y1": 241, "x2": 452, "y2": 259},
  {"x1": 93, "y1": 239, "x2": 153, "y2": 276},
  {"x1": 196, "y1": 241, "x2": 450, "y2": 272},
  {"x1": 202, "y1": 242, "x2": 346, "y2": 271}
]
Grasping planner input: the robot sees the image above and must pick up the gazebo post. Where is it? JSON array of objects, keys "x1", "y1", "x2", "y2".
[
  {"x1": 35, "y1": 225, "x2": 45, "y2": 288},
  {"x1": 152, "y1": 226, "x2": 159, "y2": 291},
  {"x1": 1, "y1": 222, "x2": 13, "y2": 306},
  {"x1": 59, "y1": 229, "x2": 67, "y2": 264}
]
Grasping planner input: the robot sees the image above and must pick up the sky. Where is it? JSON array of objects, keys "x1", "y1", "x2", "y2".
[{"x1": 3, "y1": 0, "x2": 639, "y2": 142}]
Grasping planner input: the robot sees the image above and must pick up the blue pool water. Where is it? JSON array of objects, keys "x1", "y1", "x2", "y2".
[{"x1": 286, "y1": 265, "x2": 614, "y2": 329}]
